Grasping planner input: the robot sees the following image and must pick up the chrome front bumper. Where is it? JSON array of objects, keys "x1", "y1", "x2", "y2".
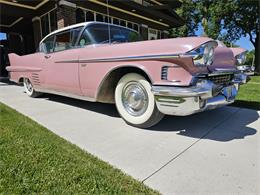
[{"x1": 152, "y1": 73, "x2": 247, "y2": 116}]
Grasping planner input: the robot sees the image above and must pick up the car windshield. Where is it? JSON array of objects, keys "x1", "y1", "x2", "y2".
[{"x1": 87, "y1": 23, "x2": 143, "y2": 44}]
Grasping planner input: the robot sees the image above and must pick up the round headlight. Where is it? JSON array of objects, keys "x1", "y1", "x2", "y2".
[
  {"x1": 185, "y1": 41, "x2": 217, "y2": 66},
  {"x1": 203, "y1": 45, "x2": 214, "y2": 66},
  {"x1": 207, "y1": 47, "x2": 214, "y2": 65},
  {"x1": 236, "y1": 53, "x2": 246, "y2": 65}
]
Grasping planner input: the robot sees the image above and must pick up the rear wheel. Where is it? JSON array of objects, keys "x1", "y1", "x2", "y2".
[
  {"x1": 115, "y1": 73, "x2": 164, "y2": 128},
  {"x1": 23, "y1": 78, "x2": 41, "y2": 98}
]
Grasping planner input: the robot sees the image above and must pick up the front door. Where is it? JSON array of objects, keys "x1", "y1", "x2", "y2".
[{"x1": 41, "y1": 29, "x2": 81, "y2": 95}]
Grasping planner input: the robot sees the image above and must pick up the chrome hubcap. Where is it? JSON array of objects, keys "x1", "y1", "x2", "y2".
[
  {"x1": 25, "y1": 79, "x2": 33, "y2": 93},
  {"x1": 122, "y1": 81, "x2": 148, "y2": 116}
]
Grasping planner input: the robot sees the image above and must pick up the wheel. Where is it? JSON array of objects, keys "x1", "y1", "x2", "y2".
[
  {"x1": 23, "y1": 78, "x2": 41, "y2": 98},
  {"x1": 115, "y1": 73, "x2": 164, "y2": 128}
]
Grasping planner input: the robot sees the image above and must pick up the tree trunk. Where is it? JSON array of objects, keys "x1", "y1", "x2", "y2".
[{"x1": 255, "y1": 33, "x2": 260, "y2": 74}]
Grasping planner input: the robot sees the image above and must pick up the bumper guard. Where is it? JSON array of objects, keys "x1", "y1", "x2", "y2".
[{"x1": 151, "y1": 73, "x2": 247, "y2": 116}]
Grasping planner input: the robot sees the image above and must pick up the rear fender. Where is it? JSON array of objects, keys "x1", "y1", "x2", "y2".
[{"x1": 7, "y1": 53, "x2": 42, "y2": 83}]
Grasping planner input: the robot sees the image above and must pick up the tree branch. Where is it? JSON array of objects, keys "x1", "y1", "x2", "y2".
[{"x1": 248, "y1": 32, "x2": 256, "y2": 46}]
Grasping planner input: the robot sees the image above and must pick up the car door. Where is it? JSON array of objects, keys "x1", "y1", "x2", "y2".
[{"x1": 41, "y1": 28, "x2": 82, "y2": 95}]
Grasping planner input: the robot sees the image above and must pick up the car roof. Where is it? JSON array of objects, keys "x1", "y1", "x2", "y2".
[{"x1": 40, "y1": 21, "x2": 138, "y2": 44}]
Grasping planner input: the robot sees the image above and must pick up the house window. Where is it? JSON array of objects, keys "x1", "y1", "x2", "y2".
[
  {"x1": 127, "y1": 22, "x2": 133, "y2": 29},
  {"x1": 120, "y1": 20, "x2": 126, "y2": 27},
  {"x1": 86, "y1": 11, "x2": 94, "y2": 21},
  {"x1": 76, "y1": 8, "x2": 85, "y2": 23},
  {"x1": 40, "y1": 9, "x2": 57, "y2": 38},
  {"x1": 41, "y1": 14, "x2": 50, "y2": 38},
  {"x1": 50, "y1": 10, "x2": 57, "y2": 32},
  {"x1": 133, "y1": 23, "x2": 139, "y2": 32},
  {"x1": 113, "y1": 18, "x2": 119, "y2": 25},
  {"x1": 96, "y1": 13, "x2": 104, "y2": 22},
  {"x1": 104, "y1": 16, "x2": 112, "y2": 23}
]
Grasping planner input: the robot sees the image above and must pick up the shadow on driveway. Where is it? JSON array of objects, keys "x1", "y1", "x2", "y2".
[
  {"x1": 1, "y1": 80, "x2": 257, "y2": 143},
  {"x1": 41, "y1": 93, "x2": 259, "y2": 142}
]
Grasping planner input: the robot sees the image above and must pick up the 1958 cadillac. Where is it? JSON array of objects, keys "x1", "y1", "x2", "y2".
[{"x1": 7, "y1": 22, "x2": 248, "y2": 128}]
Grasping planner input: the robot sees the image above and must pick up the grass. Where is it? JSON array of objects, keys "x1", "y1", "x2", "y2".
[
  {"x1": 233, "y1": 75, "x2": 260, "y2": 110},
  {"x1": 0, "y1": 103, "x2": 158, "y2": 194}
]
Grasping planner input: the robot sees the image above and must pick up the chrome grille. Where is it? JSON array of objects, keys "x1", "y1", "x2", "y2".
[
  {"x1": 161, "y1": 66, "x2": 168, "y2": 80},
  {"x1": 208, "y1": 74, "x2": 233, "y2": 85}
]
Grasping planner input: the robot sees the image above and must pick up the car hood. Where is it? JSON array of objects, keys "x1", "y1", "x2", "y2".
[
  {"x1": 93, "y1": 36, "x2": 215, "y2": 57},
  {"x1": 230, "y1": 47, "x2": 247, "y2": 57}
]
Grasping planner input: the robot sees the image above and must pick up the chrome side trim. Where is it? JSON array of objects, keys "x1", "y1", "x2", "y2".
[
  {"x1": 55, "y1": 53, "x2": 181, "y2": 64},
  {"x1": 55, "y1": 59, "x2": 79, "y2": 63},
  {"x1": 34, "y1": 87, "x2": 96, "y2": 102}
]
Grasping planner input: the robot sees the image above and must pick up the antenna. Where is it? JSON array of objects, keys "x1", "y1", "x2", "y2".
[{"x1": 106, "y1": 0, "x2": 111, "y2": 44}]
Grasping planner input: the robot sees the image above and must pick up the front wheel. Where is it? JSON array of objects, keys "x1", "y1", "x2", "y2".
[
  {"x1": 23, "y1": 78, "x2": 41, "y2": 98},
  {"x1": 115, "y1": 73, "x2": 164, "y2": 128}
]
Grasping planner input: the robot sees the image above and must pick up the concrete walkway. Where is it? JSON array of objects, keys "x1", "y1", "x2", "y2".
[{"x1": 0, "y1": 81, "x2": 259, "y2": 195}]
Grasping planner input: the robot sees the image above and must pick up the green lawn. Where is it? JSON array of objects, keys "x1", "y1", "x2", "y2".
[
  {"x1": 234, "y1": 75, "x2": 260, "y2": 110},
  {"x1": 0, "y1": 103, "x2": 158, "y2": 194}
]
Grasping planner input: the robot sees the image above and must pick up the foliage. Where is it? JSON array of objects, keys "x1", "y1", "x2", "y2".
[
  {"x1": 197, "y1": 0, "x2": 228, "y2": 39},
  {"x1": 170, "y1": 0, "x2": 259, "y2": 72},
  {"x1": 220, "y1": 0, "x2": 259, "y2": 72},
  {"x1": 170, "y1": 0, "x2": 200, "y2": 37},
  {"x1": 0, "y1": 103, "x2": 158, "y2": 194},
  {"x1": 234, "y1": 76, "x2": 260, "y2": 110},
  {"x1": 245, "y1": 50, "x2": 255, "y2": 66}
]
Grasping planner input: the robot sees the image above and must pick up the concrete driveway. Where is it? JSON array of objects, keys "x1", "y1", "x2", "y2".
[{"x1": 0, "y1": 80, "x2": 259, "y2": 195}]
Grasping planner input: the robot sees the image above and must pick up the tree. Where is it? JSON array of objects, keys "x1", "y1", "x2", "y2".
[
  {"x1": 170, "y1": 0, "x2": 200, "y2": 37},
  {"x1": 198, "y1": 0, "x2": 225, "y2": 39},
  {"x1": 245, "y1": 50, "x2": 255, "y2": 66},
  {"x1": 221, "y1": 0, "x2": 259, "y2": 73},
  {"x1": 170, "y1": 0, "x2": 259, "y2": 73}
]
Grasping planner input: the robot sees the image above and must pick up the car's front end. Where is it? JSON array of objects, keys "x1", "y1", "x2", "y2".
[
  {"x1": 151, "y1": 41, "x2": 249, "y2": 116},
  {"x1": 152, "y1": 72, "x2": 248, "y2": 116}
]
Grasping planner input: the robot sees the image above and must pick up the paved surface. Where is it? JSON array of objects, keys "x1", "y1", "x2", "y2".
[{"x1": 0, "y1": 81, "x2": 259, "y2": 195}]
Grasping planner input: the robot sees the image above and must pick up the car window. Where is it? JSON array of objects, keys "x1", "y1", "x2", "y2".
[
  {"x1": 42, "y1": 35, "x2": 55, "y2": 53},
  {"x1": 80, "y1": 24, "x2": 142, "y2": 45},
  {"x1": 78, "y1": 28, "x2": 92, "y2": 47},
  {"x1": 71, "y1": 27, "x2": 83, "y2": 46},
  {"x1": 54, "y1": 30, "x2": 71, "y2": 52}
]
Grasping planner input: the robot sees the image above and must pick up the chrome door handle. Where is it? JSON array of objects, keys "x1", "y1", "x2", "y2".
[{"x1": 44, "y1": 55, "x2": 51, "y2": 59}]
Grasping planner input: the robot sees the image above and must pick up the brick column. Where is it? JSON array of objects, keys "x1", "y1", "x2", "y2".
[
  {"x1": 32, "y1": 17, "x2": 41, "y2": 50},
  {"x1": 57, "y1": 0, "x2": 76, "y2": 29}
]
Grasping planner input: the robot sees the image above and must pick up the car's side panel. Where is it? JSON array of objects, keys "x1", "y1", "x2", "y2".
[
  {"x1": 42, "y1": 48, "x2": 81, "y2": 95},
  {"x1": 78, "y1": 59, "x2": 194, "y2": 100}
]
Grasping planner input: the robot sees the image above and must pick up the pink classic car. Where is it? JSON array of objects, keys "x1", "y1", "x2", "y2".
[{"x1": 7, "y1": 22, "x2": 248, "y2": 128}]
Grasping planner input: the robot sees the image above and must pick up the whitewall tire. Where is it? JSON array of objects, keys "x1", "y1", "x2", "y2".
[
  {"x1": 115, "y1": 73, "x2": 164, "y2": 128},
  {"x1": 23, "y1": 78, "x2": 41, "y2": 98}
]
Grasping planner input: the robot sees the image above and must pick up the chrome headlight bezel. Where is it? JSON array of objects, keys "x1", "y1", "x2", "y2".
[
  {"x1": 236, "y1": 52, "x2": 247, "y2": 65},
  {"x1": 185, "y1": 41, "x2": 217, "y2": 66}
]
